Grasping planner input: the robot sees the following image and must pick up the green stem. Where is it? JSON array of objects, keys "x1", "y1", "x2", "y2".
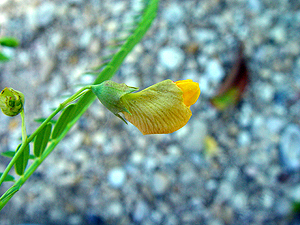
[
  {"x1": 0, "y1": 110, "x2": 27, "y2": 186},
  {"x1": 20, "y1": 110, "x2": 27, "y2": 142},
  {"x1": 0, "y1": 97, "x2": 89, "y2": 210},
  {"x1": 0, "y1": 86, "x2": 91, "y2": 186}
]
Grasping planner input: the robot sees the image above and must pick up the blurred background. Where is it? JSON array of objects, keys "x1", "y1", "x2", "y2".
[{"x1": 0, "y1": 0, "x2": 300, "y2": 224}]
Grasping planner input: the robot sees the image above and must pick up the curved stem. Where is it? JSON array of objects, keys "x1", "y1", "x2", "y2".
[
  {"x1": 20, "y1": 110, "x2": 27, "y2": 142},
  {"x1": 0, "y1": 110, "x2": 27, "y2": 186},
  {"x1": 0, "y1": 86, "x2": 91, "y2": 186}
]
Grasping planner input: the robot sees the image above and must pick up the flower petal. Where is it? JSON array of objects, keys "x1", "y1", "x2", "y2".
[
  {"x1": 121, "y1": 80, "x2": 192, "y2": 135},
  {"x1": 175, "y1": 79, "x2": 200, "y2": 107}
]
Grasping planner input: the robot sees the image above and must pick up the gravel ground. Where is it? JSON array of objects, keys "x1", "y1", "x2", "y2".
[{"x1": 1, "y1": 0, "x2": 300, "y2": 224}]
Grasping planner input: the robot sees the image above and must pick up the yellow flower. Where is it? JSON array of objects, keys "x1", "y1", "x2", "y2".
[
  {"x1": 121, "y1": 79, "x2": 200, "y2": 135},
  {"x1": 91, "y1": 79, "x2": 200, "y2": 135}
]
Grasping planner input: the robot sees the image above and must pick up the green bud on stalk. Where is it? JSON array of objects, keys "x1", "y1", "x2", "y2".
[{"x1": 0, "y1": 87, "x2": 25, "y2": 116}]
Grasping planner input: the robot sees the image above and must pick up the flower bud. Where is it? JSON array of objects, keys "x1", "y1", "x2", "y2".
[{"x1": 0, "y1": 87, "x2": 25, "y2": 116}]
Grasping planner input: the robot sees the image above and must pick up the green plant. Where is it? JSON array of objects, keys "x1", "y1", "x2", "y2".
[
  {"x1": 0, "y1": 0, "x2": 160, "y2": 210},
  {"x1": 0, "y1": 0, "x2": 201, "y2": 211}
]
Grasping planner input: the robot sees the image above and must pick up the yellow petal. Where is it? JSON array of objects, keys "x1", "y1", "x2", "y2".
[
  {"x1": 121, "y1": 80, "x2": 192, "y2": 135},
  {"x1": 175, "y1": 79, "x2": 200, "y2": 107}
]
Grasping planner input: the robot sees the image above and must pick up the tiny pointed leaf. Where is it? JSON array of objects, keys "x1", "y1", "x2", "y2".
[
  {"x1": 0, "y1": 173, "x2": 15, "y2": 182},
  {"x1": 0, "y1": 37, "x2": 19, "y2": 47},
  {"x1": 52, "y1": 104, "x2": 77, "y2": 139},
  {"x1": 14, "y1": 144, "x2": 30, "y2": 176},
  {"x1": 34, "y1": 123, "x2": 52, "y2": 157}
]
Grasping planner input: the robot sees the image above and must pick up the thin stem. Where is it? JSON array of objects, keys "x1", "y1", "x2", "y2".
[
  {"x1": 0, "y1": 110, "x2": 27, "y2": 186},
  {"x1": 0, "y1": 86, "x2": 91, "y2": 186},
  {"x1": 60, "y1": 86, "x2": 91, "y2": 109},
  {"x1": 20, "y1": 110, "x2": 27, "y2": 142},
  {"x1": 0, "y1": 92, "x2": 94, "y2": 210}
]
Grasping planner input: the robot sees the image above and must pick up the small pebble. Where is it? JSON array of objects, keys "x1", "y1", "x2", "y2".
[
  {"x1": 108, "y1": 167, "x2": 126, "y2": 188},
  {"x1": 269, "y1": 26, "x2": 287, "y2": 44},
  {"x1": 194, "y1": 29, "x2": 217, "y2": 44},
  {"x1": 152, "y1": 172, "x2": 171, "y2": 195},
  {"x1": 237, "y1": 131, "x2": 251, "y2": 147},
  {"x1": 107, "y1": 201, "x2": 123, "y2": 218},
  {"x1": 133, "y1": 200, "x2": 149, "y2": 222},
  {"x1": 279, "y1": 124, "x2": 300, "y2": 171},
  {"x1": 255, "y1": 82, "x2": 275, "y2": 102},
  {"x1": 158, "y1": 47, "x2": 185, "y2": 70},
  {"x1": 37, "y1": 2, "x2": 56, "y2": 28},
  {"x1": 205, "y1": 59, "x2": 225, "y2": 83},
  {"x1": 181, "y1": 119, "x2": 207, "y2": 151},
  {"x1": 163, "y1": 3, "x2": 184, "y2": 25}
]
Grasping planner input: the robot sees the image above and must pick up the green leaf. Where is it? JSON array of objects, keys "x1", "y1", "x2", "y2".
[
  {"x1": 0, "y1": 173, "x2": 15, "y2": 182},
  {"x1": 34, "y1": 123, "x2": 52, "y2": 157},
  {"x1": 0, "y1": 37, "x2": 19, "y2": 47},
  {"x1": 1, "y1": 150, "x2": 35, "y2": 160},
  {"x1": 1, "y1": 151, "x2": 15, "y2": 158},
  {"x1": 0, "y1": 52, "x2": 10, "y2": 62},
  {"x1": 14, "y1": 144, "x2": 30, "y2": 176},
  {"x1": 51, "y1": 104, "x2": 77, "y2": 139},
  {"x1": 34, "y1": 117, "x2": 57, "y2": 124}
]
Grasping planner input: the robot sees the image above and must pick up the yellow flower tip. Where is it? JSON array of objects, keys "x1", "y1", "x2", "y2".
[{"x1": 175, "y1": 79, "x2": 200, "y2": 107}]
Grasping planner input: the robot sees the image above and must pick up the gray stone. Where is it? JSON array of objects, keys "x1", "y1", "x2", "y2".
[
  {"x1": 247, "y1": 0, "x2": 262, "y2": 14},
  {"x1": 79, "y1": 30, "x2": 93, "y2": 48},
  {"x1": 269, "y1": 26, "x2": 287, "y2": 44},
  {"x1": 266, "y1": 117, "x2": 286, "y2": 134},
  {"x1": 205, "y1": 59, "x2": 225, "y2": 84},
  {"x1": 152, "y1": 172, "x2": 171, "y2": 195},
  {"x1": 158, "y1": 47, "x2": 185, "y2": 70},
  {"x1": 280, "y1": 124, "x2": 300, "y2": 171},
  {"x1": 37, "y1": 2, "x2": 56, "y2": 27},
  {"x1": 237, "y1": 131, "x2": 251, "y2": 147},
  {"x1": 163, "y1": 3, "x2": 184, "y2": 25},
  {"x1": 194, "y1": 29, "x2": 217, "y2": 44},
  {"x1": 173, "y1": 26, "x2": 189, "y2": 45},
  {"x1": 107, "y1": 201, "x2": 123, "y2": 218},
  {"x1": 133, "y1": 200, "x2": 149, "y2": 222},
  {"x1": 181, "y1": 119, "x2": 207, "y2": 151},
  {"x1": 255, "y1": 82, "x2": 275, "y2": 102},
  {"x1": 107, "y1": 167, "x2": 127, "y2": 188}
]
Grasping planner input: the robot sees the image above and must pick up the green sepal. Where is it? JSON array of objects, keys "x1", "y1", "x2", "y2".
[
  {"x1": 14, "y1": 144, "x2": 30, "y2": 176},
  {"x1": 91, "y1": 80, "x2": 138, "y2": 121},
  {"x1": 0, "y1": 37, "x2": 19, "y2": 47},
  {"x1": 0, "y1": 173, "x2": 15, "y2": 182},
  {"x1": 34, "y1": 123, "x2": 52, "y2": 157}
]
